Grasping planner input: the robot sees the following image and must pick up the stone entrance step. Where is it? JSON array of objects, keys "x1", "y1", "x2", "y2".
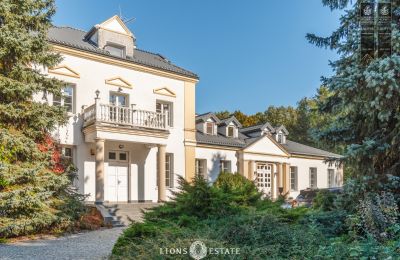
[{"x1": 98, "y1": 203, "x2": 159, "y2": 227}]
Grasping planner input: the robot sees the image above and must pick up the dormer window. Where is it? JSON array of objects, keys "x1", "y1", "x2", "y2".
[
  {"x1": 227, "y1": 126, "x2": 235, "y2": 137},
  {"x1": 105, "y1": 43, "x2": 126, "y2": 58},
  {"x1": 277, "y1": 134, "x2": 283, "y2": 143},
  {"x1": 206, "y1": 122, "x2": 214, "y2": 135}
]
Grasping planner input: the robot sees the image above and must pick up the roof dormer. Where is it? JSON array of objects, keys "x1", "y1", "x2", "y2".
[
  {"x1": 84, "y1": 15, "x2": 136, "y2": 58},
  {"x1": 195, "y1": 112, "x2": 221, "y2": 136},
  {"x1": 239, "y1": 122, "x2": 275, "y2": 138},
  {"x1": 218, "y1": 116, "x2": 242, "y2": 138},
  {"x1": 274, "y1": 125, "x2": 289, "y2": 144}
]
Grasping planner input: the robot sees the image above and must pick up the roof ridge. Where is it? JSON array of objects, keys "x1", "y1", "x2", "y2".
[{"x1": 52, "y1": 25, "x2": 87, "y2": 33}]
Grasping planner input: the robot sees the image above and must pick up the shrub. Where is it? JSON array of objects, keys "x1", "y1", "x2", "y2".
[
  {"x1": 313, "y1": 189, "x2": 337, "y2": 211},
  {"x1": 214, "y1": 172, "x2": 262, "y2": 206}
]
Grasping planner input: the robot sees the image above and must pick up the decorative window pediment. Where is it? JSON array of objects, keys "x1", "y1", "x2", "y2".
[
  {"x1": 48, "y1": 65, "x2": 80, "y2": 78},
  {"x1": 153, "y1": 87, "x2": 176, "y2": 97},
  {"x1": 105, "y1": 76, "x2": 132, "y2": 89}
]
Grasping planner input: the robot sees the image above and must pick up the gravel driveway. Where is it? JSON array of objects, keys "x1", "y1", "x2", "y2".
[{"x1": 0, "y1": 227, "x2": 124, "y2": 260}]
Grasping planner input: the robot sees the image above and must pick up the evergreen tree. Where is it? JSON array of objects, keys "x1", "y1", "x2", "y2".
[
  {"x1": 307, "y1": 1, "x2": 400, "y2": 191},
  {"x1": 0, "y1": 0, "x2": 84, "y2": 237}
]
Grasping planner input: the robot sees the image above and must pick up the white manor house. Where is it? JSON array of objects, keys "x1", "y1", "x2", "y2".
[{"x1": 40, "y1": 16, "x2": 343, "y2": 203}]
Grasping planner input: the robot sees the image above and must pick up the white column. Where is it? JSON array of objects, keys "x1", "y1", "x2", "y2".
[{"x1": 95, "y1": 138, "x2": 105, "y2": 203}]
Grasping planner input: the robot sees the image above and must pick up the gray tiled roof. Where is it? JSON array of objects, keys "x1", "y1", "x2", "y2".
[
  {"x1": 196, "y1": 131, "x2": 246, "y2": 148},
  {"x1": 282, "y1": 140, "x2": 341, "y2": 158},
  {"x1": 195, "y1": 113, "x2": 341, "y2": 157},
  {"x1": 195, "y1": 112, "x2": 221, "y2": 123},
  {"x1": 240, "y1": 122, "x2": 275, "y2": 134},
  {"x1": 47, "y1": 26, "x2": 198, "y2": 79}
]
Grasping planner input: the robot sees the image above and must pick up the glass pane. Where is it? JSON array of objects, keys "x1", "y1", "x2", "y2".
[
  {"x1": 53, "y1": 95, "x2": 62, "y2": 106},
  {"x1": 119, "y1": 152, "x2": 127, "y2": 161},
  {"x1": 156, "y1": 103, "x2": 162, "y2": 113},
  {"x1": 106, "y1": 45, "x2": 124, "y2": 58},
  {"x1": 64, "y1": 86, "x2": 73, "y2": 96},
  {"x1": 65, "y1": 103, "x2": 72, "y2": 112},
  {"x1": 110, "y1": 95, "x2": 116, "y2": 105},
  {"x1": 118, "y1": 95, "x2": 126, "y2": 107},
  {"x1": 109, "y1": 152, "x2": 116, "y2": 160}
]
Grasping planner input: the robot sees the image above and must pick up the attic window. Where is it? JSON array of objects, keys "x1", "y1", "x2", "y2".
[
  {"x1": 206, "y1": 122, "x2": 214, "y2": 135},
  {"x1": 277, "y1": 134, "x2": 283, "y2": 143},
  {"x1": 105, "y1": 43, "x2": 125, "y2": 58},
  {"x1": 227, "y1": 126, "x2": 235, "y2": 137}
]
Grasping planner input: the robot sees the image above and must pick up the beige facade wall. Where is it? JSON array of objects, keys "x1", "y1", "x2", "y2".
[{"x1": 184, "y1": 81, "x2": 197, "y2": 181}]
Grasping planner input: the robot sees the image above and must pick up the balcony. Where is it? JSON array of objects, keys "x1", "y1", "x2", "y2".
[{"x1": 82, "y1": 101, "x2": 169, "y2": 144}]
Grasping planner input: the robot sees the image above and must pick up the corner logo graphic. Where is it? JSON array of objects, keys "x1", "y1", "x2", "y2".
[{"x1": 189, "y1": 240, "x2": 207, "y2": 260}]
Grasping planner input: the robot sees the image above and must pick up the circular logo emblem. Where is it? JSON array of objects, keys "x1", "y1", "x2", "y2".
[{"x1": 189, "y1": 240, "x2": 207, "y2": 260}]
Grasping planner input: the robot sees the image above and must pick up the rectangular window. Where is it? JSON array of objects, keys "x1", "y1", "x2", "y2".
[
  {"x1": 53, "y1": 84, "x2": 74, "y2": 113},
  {"x1": 166, "y1": 153, "x2": 174, "y2": 188},
  {"x1": 108, "y1": 152, "x2": 116, "y2": 160},
  {"x1": 195, "y1": 159, "x2": 207, "y2": 178},
  {"x1": 290, "y1": 166, "x2": 298, "y2": 191},
  {"x1": 309, "y1": 167, "x2": 317, "y2": 189},
  {"x1": 108, "y1": 151, "x2": 128, "y2": 162},
  {"x1": 227, "y1": 126, "x2": 235, "y2": 137},
  {"x1": 61, "y1": 146, "x2": 73, "y2": 163},
  {"x1": 105, "y1": 43, "x2": 125, "y2": 58},
  {"x1": 206, "y1": 122, "x2": 214, "y2": 135},
  {"x1": 328, "y1": 169, "x2": 335, "y2": 188},
  {"x1": 156, "y1": 101, "x2": 173, "y2": 127},
  {"x1": 220, "y1": 160, "x2": 231, "y2": 173},
  {"x1": 119, "y1": 152, "x2": 127, "y2": 161},
  {"x1": 278, "y1": 134, "x2": 283, "y2": 143}
]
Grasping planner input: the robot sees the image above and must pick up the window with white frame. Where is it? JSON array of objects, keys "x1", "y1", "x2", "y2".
[
  {"x1": 220, "y1": 160, "x2": 231, "y2": 173},
  {"x1": 156, "y1": 101, "x2": 173, "y2": 127},
  {"x1": 53, "y1": 84, "x2": 74, "y2": 113},
  {"x1": 105, "y1": 43, "x2": 125, "y2": 58},
  {"x1": 195, "y1": 159, "x2": 207, "y2": 178},
  {"x1": 290, "y1": 166, "x2": 298, "y2": 191},
  {"x1": 166, "y1": 153, "x2": 174, "y2": 188},
  {"x1": 206, "y1": 122, "x2": 214, "y2": 135},
  {"x1": 227, "y1": 126, "x2": 235, "y2": 137},
  {"x1": 277, "y1": 134, "x2": 283, "y2": 143},
  {"x1": 328, "y1": 169, "x2": 335, "y2": 188},
  {"x1": 309, "y1": 167, "x2": 317, "y2": 188}
]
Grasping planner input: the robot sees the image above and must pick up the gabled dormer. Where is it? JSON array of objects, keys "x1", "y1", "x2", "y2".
[
  {"x1": 218, "y1": 116, "x2": 242, "y2": 138},
  {"x1": 84, "y1": 15, "x2": 136, "y2": 59},
  {"x1": 239, "y1": 122, "x2": 275, "y2": 138},
  {"x1": 195, "y1": 112, "x2": 221, "y2": 136},
  {"x1": 274, "y1": 125, "x2": 289, "y2": 144}
]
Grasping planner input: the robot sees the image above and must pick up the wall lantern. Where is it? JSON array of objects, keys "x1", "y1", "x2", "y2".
[{"x1": 95, "y1": 89, "x2": 100, "y2": 98}]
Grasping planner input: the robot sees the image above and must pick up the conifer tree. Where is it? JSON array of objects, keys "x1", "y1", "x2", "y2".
[
  {"x1": 307, "y1": 0, "x2": 400, "y2": 193},
  {"x1": 0, "y1": 0, "x2": 84, "y2": 237}
]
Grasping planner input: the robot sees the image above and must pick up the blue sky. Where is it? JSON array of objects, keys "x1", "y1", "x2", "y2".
[{"x1": 53, "y1": 0, "x2": 342, "y2": 114}]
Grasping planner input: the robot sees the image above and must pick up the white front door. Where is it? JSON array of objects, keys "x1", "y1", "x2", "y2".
[
  {"x1": 107, "y1": 165, "x2": 128, "y2": 202},
  {"x1": 256, "y1": 163, "x2": 272, "y2": 197}
]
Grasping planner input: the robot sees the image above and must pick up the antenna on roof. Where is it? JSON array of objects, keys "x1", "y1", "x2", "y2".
[{"x1": 118, "y1": 4, "x2": 136, "y2": 25}]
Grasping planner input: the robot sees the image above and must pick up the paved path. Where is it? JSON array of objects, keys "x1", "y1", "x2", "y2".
[{"x1": 0, "y1": 227, "x2": 124, "y2": 260}]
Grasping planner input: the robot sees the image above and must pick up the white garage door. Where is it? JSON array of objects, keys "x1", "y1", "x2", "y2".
[{"x1": 107, "y1": 165, "x2": 128, "y2": 202}]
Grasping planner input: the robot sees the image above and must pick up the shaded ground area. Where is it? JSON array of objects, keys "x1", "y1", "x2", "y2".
[{"x1": 0, "y1": 227, "x2": 124, "y2": 260}]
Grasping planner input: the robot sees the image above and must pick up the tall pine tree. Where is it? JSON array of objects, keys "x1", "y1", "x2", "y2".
[
  {"x1": 0, "y1": 0, "x2": 84, "y2": 237},
  {"x1": 307, "y1": 0, "x2": 400, "y2": 194}
]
